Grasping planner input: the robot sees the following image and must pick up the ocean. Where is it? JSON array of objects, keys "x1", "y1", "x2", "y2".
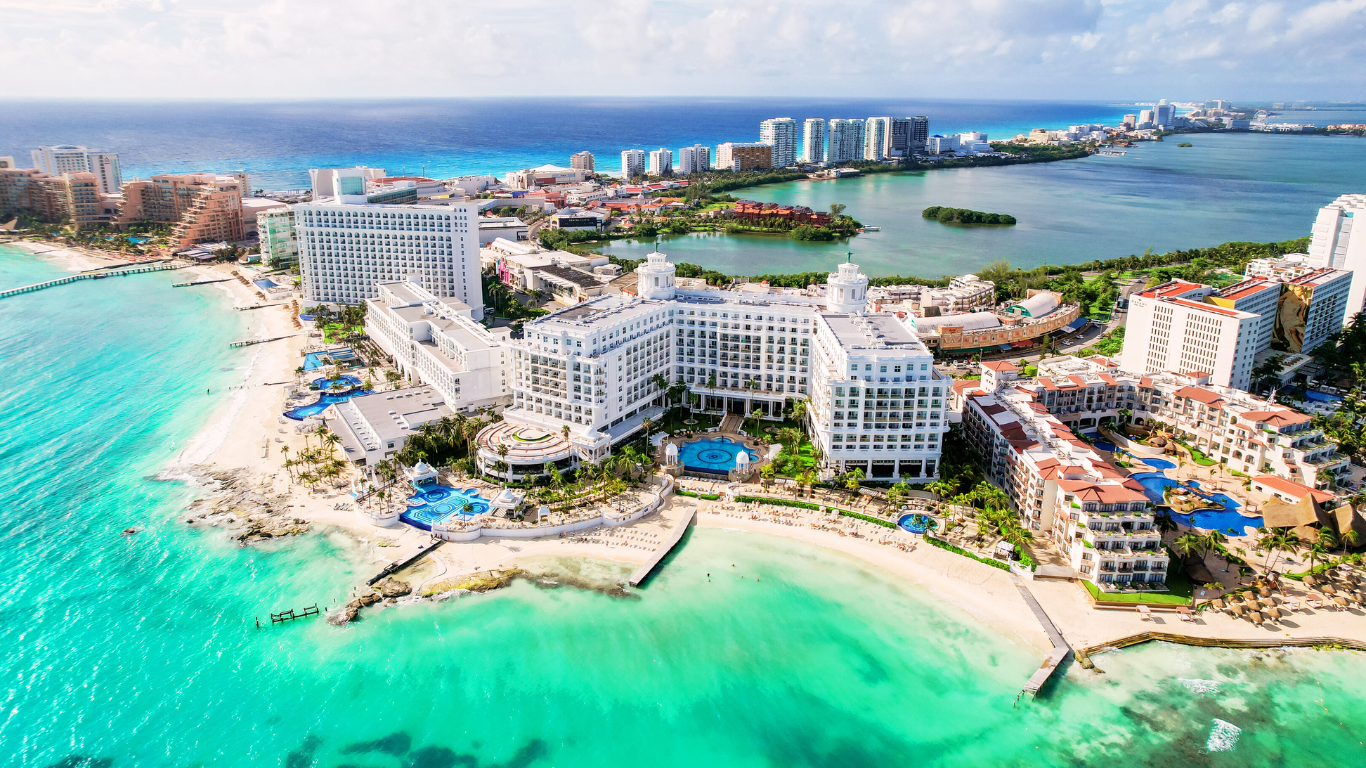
[
  {"x1": 2, "y1": 242, "x2": 1366, "y2": 766},
  {"x1": 6, "y1": 99, "x2": 1364, "y2": 279}
]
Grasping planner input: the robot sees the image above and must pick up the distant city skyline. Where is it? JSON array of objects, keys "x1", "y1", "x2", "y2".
[{"x1": 3, "y1": 1, "x2": 1366, "y2": 100}]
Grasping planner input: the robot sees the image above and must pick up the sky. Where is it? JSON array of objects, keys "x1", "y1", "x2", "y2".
[{"x1": 2, "y1": 0, "x2": 1365, "y2": 101}]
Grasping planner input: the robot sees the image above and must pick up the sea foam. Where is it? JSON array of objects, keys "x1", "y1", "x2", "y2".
[
  {"x1": 1207, "y1": 719, "x2": 1241, "y2": 752},
  {"x1": 1178, "y1": 678, "x2": 1220, "y2": 695}
]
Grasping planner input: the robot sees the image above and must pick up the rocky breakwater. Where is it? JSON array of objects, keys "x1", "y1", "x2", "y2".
[
  {"x1": 181, "y1": 466, "x2": 310, "y2": 544},
  {"x1": 328, "y1": 577, "x2": 412, "y2": 625}
]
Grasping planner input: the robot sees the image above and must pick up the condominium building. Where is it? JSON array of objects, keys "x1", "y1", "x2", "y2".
[
  {"x1": 620, "y1": 149, "x2": 647, "y2": 180},
  {"x1": 801, "y1": 119, "x2": 826, "y2": 163},
  {"x1": 759, "y1": 118, "x2": 799, "y2": 168},
  {"x1": 31, "y1": 145, "x2": 122, "y2": 195},
  {"x1": 647, "y1": 148, "x2": 673, "y2": 177},
  {"x1": 826, "y1": 119, "x2": 865, "y2": 164},
  {"x1": 570, "y1": 151, "x2": 595, "y2": 172},
  {"x1": 364, "y1": 279, "x2": 510, "y2": 410},
  {"x1": 114, "y1": 172, "x2": 248, "y2": 249},
  {"x1": 909, "y1": 116, "x2": 929, "y2": 154},
  {"x1": 962, "y1": 387, "x2": 1169, "y2": 588},
  {"x1": 677, "y1": 144, "x2": 711, "y2": 175},
  {"x1": 715, "y1": 143, "x2": 772, "y2": 172},
  {"x1": 1270, "y1": 268, "x2": 1353, "y2": 353},
  {"x1": 1119, "y1": 280, "x2": 1261, "y2": 390},
  {"x1": 863, "y1": 117, "x2": 891, "y2": 161},
  {"x1": 478, "y1": 250, "x2": 946, "y2": 482},
  {"x1": 1307, "y1": 194, "x2": 1366, "y2": 320},
  {"x1": 295, "y1": 185, "x2": 480, "y2": 313},
  {"x1": 885, "y1": 118, "x2": 913, "y2": 158},
  {"x1": 868, "y1": 274, "x2": 996, "y2": 314},
  {"x1": 1154, "y1": 100, "x2": 1175, "y2": 129},
  {"x1": 257, "y1": 207, "x2": 298, "y2": 268},
  {"x1": 1245, "y1": 254, "x2": 1317, "y2": 281},
  {"x1": 1206, "y1": 277, "x2": 1281, "y2": 357},
  {"x1": 970, "y1": 357, "x2": 1350, "y2": 488},
  {"x1": 0, "y1": 169, "x2": 108, "y2": 227}
]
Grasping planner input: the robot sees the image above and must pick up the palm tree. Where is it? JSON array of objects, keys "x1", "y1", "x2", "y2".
[
  {"x1": 641, "y1": 417, "x2": 654, "y2": 446},
  {"x1": 748, "y1": 408, "x2": 763, "y2": 437},
  {"x1": 1173, "y1": 532, "x2": 1205, "y2": 567},
  {"x1": 760, "y1": 463, "x2": 775, "y2": 488},
  {"x1": 561, "y1": 424, "x2": 571, "y2": 444},
  {"x1": 789, "y1": 397, "x2": 808, "y2": 425},
  {"x1": 1153, "y1": 511, "x2": 1178, "y2": 535},
  {"x1": 844, "y1": 467, "x2": 864, "y2": 492},
  {"x1": 1305, "y1": 541, "x2": 1330, "y2": 575}
]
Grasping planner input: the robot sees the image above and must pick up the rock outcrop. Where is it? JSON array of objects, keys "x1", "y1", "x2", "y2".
[{"x1": 181, "y1": 466, "x2": 309, "y2": 544}]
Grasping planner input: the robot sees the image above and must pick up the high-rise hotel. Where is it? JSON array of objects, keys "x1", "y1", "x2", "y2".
[{"x1": 296, "y1": 168, "x2": 481, "y2": 316}]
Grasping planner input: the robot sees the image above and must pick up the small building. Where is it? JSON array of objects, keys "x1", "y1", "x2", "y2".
[{"x1": 325, "y1": 386, "x2": 455, "y2": 468}]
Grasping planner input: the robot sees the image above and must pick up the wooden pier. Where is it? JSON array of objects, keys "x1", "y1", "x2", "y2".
[
  {"x1": 0, "y1": 261, "x2": 185, "y2": 301},
  {"x1": 1012, "y1": 576, "x2": 1072, "y2": 705},
  {"x1": 628, "y1": 506, "x2": 696, "y2": 587},
  {"x1": 173, "y1": 278, "x2": 232, "y2": 288},
  {"x1": 367, "y1": 540, "x2": 444, "y2": 586},
  {"x1": 267, "y1": 604, "x2": 320, "y2": 625},
  {"x1": 229, "y1": 334, "x2": 298, "y2": 348}
]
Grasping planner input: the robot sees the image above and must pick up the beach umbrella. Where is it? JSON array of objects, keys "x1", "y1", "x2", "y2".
[{"x1": 1334, "y1": 596, "x2": 1350, "y2": 608}]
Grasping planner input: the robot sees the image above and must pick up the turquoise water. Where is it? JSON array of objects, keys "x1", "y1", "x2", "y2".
[
  {"x1": 1130, "y1": 471, "x2": 1264, "y2": 532},
  {"x1": 5, "y1": 243, "x2": 1366, "y2": 766},
  {"x1": 303, "y1": 349, "x2": 356, "y2": 370},
  {"x1": 897, "y1": 513, "x2": 936, "y2": 533},
  {"x1": 679, "y1": 437, "x2": 757, "y2": 472},
  {"x1": 607, "y1": 133, "x2": 1366, "y2": 277}
]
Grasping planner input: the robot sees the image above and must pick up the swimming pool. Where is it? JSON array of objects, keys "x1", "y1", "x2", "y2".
[
  {"x1": 1130, "y1": 471, "x2": 1262, "y2": 533},
  {"x1": 312, "y1": 374, "x2": 363, "y2": 392},
  {"x1": 1142, "y1": 457, "x2": 1176, "y2": 470},
  {"x1": 1304, "y1": 389, "x2": 1343, "y2": 403},
  {"x1": 253, "y1": 278, "x2": 281, "y2": 290},
  {"x1": 897, "y1": 513, "x2": 936, "y2": 534},
  {"x1": 303, "y1": 349, "x2": 356, "y2": 371},
  {"x1": 1082, "y1": 432, "x2": 1121, "y2": 454},
  {"x1": 285, "y1": 388, "x2": 372, "y2": 420},
  {"x1": 678, "y1": 438, "x2": 757, "y2": 474},
  {"x1": 401, "y1": 486, "x2": 492, "y2": 530}
]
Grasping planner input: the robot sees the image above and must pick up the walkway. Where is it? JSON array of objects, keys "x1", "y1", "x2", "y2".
[
  {"x1": 0, "y1": 261, "x2": 185, "y2": 300},
  {"x1": 1011, "y1": 575, "x2": 1072, "y2": 700},
  {"x1": 628, "y1": 500, "x2": 696, "y2": 586}
]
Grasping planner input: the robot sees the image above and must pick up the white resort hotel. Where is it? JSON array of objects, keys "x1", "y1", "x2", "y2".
[
  {"x1": 472, "y1": 251, "x2": 948, "y2": 481},
  {"x1": 337, "y1": 244, "x2": 949, "y2": 483}
]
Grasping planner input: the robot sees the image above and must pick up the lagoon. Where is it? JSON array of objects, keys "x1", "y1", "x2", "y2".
[{"x1": 606, "y1": 133, "x2": 1366, "y2": 278}]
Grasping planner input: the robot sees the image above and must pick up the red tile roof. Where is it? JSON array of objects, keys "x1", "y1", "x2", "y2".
[
  {"x1": 1056, "y1": 479, "x2": 1149, "y2": 503},
  {"x1": 1253, "y1": 475, "x2": 1336, "y2": 504},
  {"x1": 1174, "y1": 386, "x2": 1224, "y2": 405},
  {"x1": 982, "y1": 361, "x2": 1019, "y2": 372}
]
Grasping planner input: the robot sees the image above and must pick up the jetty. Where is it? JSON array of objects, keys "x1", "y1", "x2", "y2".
[
  {"x1": 1075, "y1": 632, "x2": 1366, "y2": 668},
  {"x1": 0, "y1": 261, "x2": 185, "y2": 301},
  {"x1": 269, "y1": 604, "x2": 320, "y2": 624},
  {"x1": 367, "y1": 540, "x2": 444, "y2": 586},
  {"x1": 628, "y1": 505, "x2": 696, "y2": 587},
  {"x1": 1012, "y1": 576, "x2": 1071, "y2": 705},
  {"x1": 229, "y1": 334, "x2": 298, "y2": 348},
  {"x1": 173, "y1": 278, "x2": 232, "y2": 288}
]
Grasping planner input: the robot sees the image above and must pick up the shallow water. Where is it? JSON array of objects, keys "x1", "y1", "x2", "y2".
[
  {"x1": 2, "y1": 243, "x2": 1365, "y2": 767},
  {"x1": 607, "y1": 133, "x2": 1366, "y2": 277}
]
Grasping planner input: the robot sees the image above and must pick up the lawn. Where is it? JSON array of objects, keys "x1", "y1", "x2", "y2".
[
  {"x1": 1082, "y1": 580, "x2": 1191, "y2": 606},
  {"x1": 655, "y1": 406, "x2": 721, "y2": 435}
]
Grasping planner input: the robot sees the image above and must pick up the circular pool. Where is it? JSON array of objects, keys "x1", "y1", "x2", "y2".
[
  {"x1": 897, "y1": 513, "x2": 936, "y2": 534},
  {"x1": 401, "y1": 486, "x2": 492, "y2": 530},
  {"x1": 677, "y1": 437, "x2": 758, "y2": 473}
]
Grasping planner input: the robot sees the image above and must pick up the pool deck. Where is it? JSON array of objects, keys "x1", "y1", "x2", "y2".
[{"x1": 658, "y1": 430, "x2": 767, "y2": 477}]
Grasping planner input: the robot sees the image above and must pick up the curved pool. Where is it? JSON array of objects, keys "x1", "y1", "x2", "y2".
[
  {"x1": 312, "y1": 374, "x2": 363, "y2": 392},
  {"x1": 1142, "y1": 457, "x2": 1176, "y2": 470},
  {"x1": 897, "y1": 513, "x2": 936, "y2": 534},
  {"x1": 678, "y1": 437, "x2": 758, "y2": 473},
  {"x1": 1130, "y1": 471, "x2": 1262, "y2": 533},
  {"x1": 284, "y1": 382, "x2": 373, "y2": 420},
  {"x1": 401, "y1": 485, "x2": 492, "y2": 530}
]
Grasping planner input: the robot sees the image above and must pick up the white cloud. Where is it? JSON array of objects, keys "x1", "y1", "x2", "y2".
[{"x1": 0, "y1": 0, "x2": 1364, "y2": 98}]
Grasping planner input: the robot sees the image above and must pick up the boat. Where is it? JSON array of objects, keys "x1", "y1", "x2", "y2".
[{"x1": 862, "y1": 226, "x2": 881, "y2": 232}]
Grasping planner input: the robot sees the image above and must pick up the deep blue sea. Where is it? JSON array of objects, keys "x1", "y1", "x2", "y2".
[{"x1": 1, "y1": 98, "x2": 1137, "y2": 189}]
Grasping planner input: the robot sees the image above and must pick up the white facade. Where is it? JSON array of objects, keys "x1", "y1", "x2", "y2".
[
  {"x1": 647, "y1": 148, "x2": 673, "y2": 177},
  {"x1": 364, "y1": 280, "x2": 511, "y2": 411},
  {"x1": 1119, "y1": 281, "x2": 1261, "y2": 390},
  {"x1": 489, "y1": 249, "x2": 945, "y2": 481},
  {"x1": 1307, "y1": 194, "x2": 1366, "y2": 321},
  {"x1": 827, "y1": 119, "x2": 865, "y2": 164},
  {"x1": 801, "y1": 119, "x2": 826, "y2": 163},
  {"x1": 759, "y1": 117, "x2": 799, "y2": 168},
  {"x1": 677, "y1": 144, "x2": 711, "y2": 175},
  {"x1": 295, "y1": 199, "x2": 481, "y2": 317},
  {"x1": 570, "y1": 152, "x2": 595, "y2": 172},
  {"x1": 863, "y1": 117, "x2": 890, "y2": 161},
  {"x1": 620, "y1": 149, "x2": 647, "y2": 180},
  {"x1": 308, "y1": 166, "x2": 385, "y2": 201},
  {"x1": 31, "y1": 145, "x2": 122, "y2": 195}
]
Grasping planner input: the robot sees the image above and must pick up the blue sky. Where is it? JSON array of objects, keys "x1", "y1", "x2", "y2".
[{"x1": 2, "y1": 0, "x2": 1364, "y2": 101}]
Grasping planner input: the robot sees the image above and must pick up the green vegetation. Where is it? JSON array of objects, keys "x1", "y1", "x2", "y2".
[
  {"x1": 480, "y1": 271, "x2": 548, "y2": 324},
  {"x1": 1177, "y1": 142, "x2": 1194, "y2": 147},
  {"x1": 675, "y1": 489, "x2": 721, "y2": 500},
  {"x1": 921, "y1": 206, "x2": 1016, "y2": 226},
  {"x1": 988, "y1": 143, "x2": 1092, "y2": 161},
  {"x1": 735, "y1": 495, "x2": 895, "y2": 528},
  {"x1": 790, "y1": 224, "x2": 837, "y2": 241},
  {"x1": 924, "y1": 536, "x2": 1010, "y2": 571},
  {"x1": 1309, "y1": 376, "x2": 1366, "y2": 462},
  {"x1": 1081, "y1": 580, "x2": 1191, "y2": 605},
  {"x1": 1082, "y1": 326, "x2": 1126, "y2": 357}
]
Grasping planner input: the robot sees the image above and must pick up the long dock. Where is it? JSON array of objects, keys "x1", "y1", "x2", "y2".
[
  {"x1": 367, "y1": 540, "x2": 444, "y2": 586},
  {"x1": 229, "y1": 334, "x2": 298, "y2": 348},
  {"x1": 173, "y1": 278, "x2": 232, "y2": 288},
  {"x1": 0, "y1": 261, "x2": 185, "y2": 300},
  {"x1": 1012, "y1": 576, "x2": 1071, "y2": 704},
  {"x1": 628, "y1": 505, "x2": 696, "y2": 587}
]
